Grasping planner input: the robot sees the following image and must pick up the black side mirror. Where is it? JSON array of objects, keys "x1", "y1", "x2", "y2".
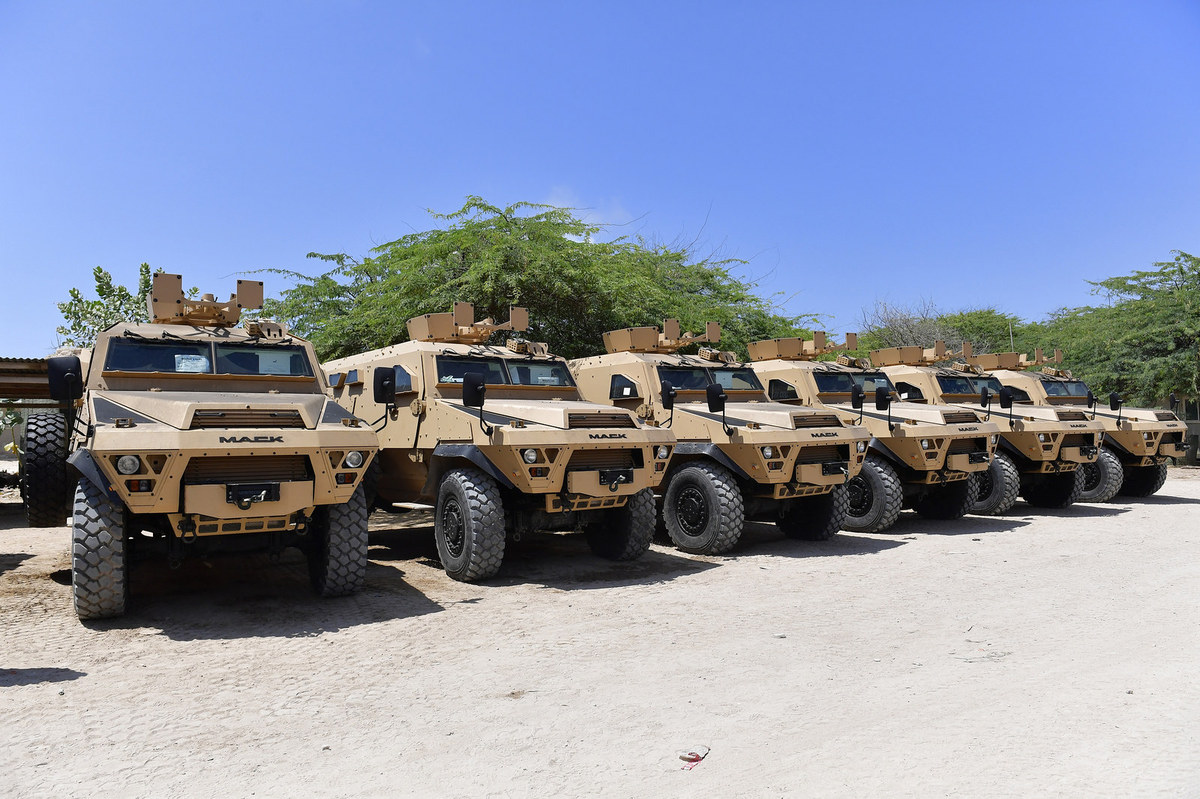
[
  {"x1": 463, "y1": 372, "x2": 487, "y2": 408},
  {"x1": 1109, "y1": 392, "x2": 1122, "y2": 412},
  {"x1": 1086, "y1": 390, "x2": 1095, "y2": 409},
  {"x1": 1170, "y1": 391, "x2": 1179, "y2": 413},
  {"x1": 850, "y1": 384, "x2": 864, "y2": 410},
  {"x1": 706, "y1": 382, "x2": 734, "y2": 435},
  {"x1": 874, "y1": 385, "x2": 891, "y2": 411},
  {"x1": 47, "y1": 355, "x2": 83, "y2": 402},
  {"x1": 462, "y1": 371, "x2": 492, "y2": 435},
  {"x1": 373, "y1": 367, "x2": 396, "y2": 405},
  {"x1": 661, "y1": 381, "x2": 677, "y2": 411},
  {"x1": 998, "y1": 387, "x2": 1014, "y2": 410},
  {"x1": 706, "y1": 383, "x2": 727, "y2": 413},
  {"x1": 979, "y1": 386, "x2": 991, "y2": 408}
]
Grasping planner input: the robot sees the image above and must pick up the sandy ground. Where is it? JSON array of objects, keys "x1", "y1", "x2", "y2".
[{"x1": 1, "y1": 469, "x2": 1199, "y2": 798}]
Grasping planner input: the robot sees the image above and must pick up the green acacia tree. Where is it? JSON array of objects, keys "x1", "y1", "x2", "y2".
[
  {"x1": 1027, "y1": 250, "x2": 1200, "y2": 406},
  {"x1": 264, "y1": 197, "x2": 814, "y2": 360},
  {"x1": 56, "y1": 264, "x2": 154, "y2": 348}
]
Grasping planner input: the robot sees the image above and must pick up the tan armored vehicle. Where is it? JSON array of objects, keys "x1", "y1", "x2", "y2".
[
  {"x1": 748, "y1": 333, "x2": 999, "y2": 532},
  {"x1": 33, "y1": 274, "x2": 377, "y2": 620},
  {"x1": 323, "y1": 304, "x2": 674, "y2": 582},
  {"x1": 980, "y1": 349, "x2": 1186, "y2": 501},
  {"x1": 569, "y1": 321, "x2": 870, "y2": 553},
  {"x1": 878, "y1": 343, "x2": 1103, "y2": 514}
]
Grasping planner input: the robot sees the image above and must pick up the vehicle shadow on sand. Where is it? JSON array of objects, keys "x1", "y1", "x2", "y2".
[
  {"x1": 72, "y1": 550, "x2": 444, "y2": 641},
  {"x1": 0, "y1": 552, "x2": 34, "y2": 576},
  {"x1": 369, "y1": 513, "x2": 720, "y2": 591},
  {"x1": 880, "y1": 513, "x2": 1033, "y2": 538},
  {"x1": 0, "y1": 667, "x2": 87, "y2": 687},
  {"x1": 1119, "y1": 493, "x2": 1200, "y2": 506},
  {"x1": 719, "y1": 522, "x2": 907, "y2": 557}
]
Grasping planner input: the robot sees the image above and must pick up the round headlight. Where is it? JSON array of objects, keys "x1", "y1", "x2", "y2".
[
  {"x1": 920, "y1": 439, "x2": 931, "y2": 450},
  {"x1": 522, "y1": 448, "x2": 538, "y2": 464},
  {"x1": 1143, "y1": 432, "x2": 1154, "y2": 441},
  {"x1": 344, "y1": 450, "x2": 364, "y2": 469},
  {"x1": 1038, "y1": 433, "x2": 1048, "y2": 443},
  {"x1": 857, "y1": 441, "x2": 867, "y2": 453},
  {"x1": 116, "y1": 455, "x2": 141, "y2": 475},
  {"x1": 990, "y1": 435, "x2": 998, "y2": 446},
  {"x1": 655, "y1": 445, "x2": 670, "y2": 460},
  {"x1": 761, "y1": 446, "x2": 775, "y2": 459}
]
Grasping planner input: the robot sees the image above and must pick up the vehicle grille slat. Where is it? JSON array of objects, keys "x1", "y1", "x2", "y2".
[
  {"x1": 190, "y1": 409, "x2": 306, "y2": 429},
  {"x1": 566, "y1": 449, "x2": 636, "y2": 470},
  {"x1": 793, "y1": 444, "x2": 847, "y2": 463},
  {"x1": 942, "y1": 411, "x2": 981, "y2": 424},
  {"x1": 1060, "y1": 434, "x2": 1093, "y2": 448},
  {"x1": 948, "y1": 437, "x2": 986, "y2": 454},
  {"x1": 1055, "y1": 410, "x2": 1088, "y2": 422},
  {"x1": 567, "y1": 412, "x2": 637, "y2": 429},
  {"x1": 184, "y1": 455, "x2": 311, "y2": 484},
  {"x1": 1156, "y1": 411, "x2": 1179, "y2": 422},
  {"x1": 792, "y1": 414, "x2": 840, "y2": 429}
]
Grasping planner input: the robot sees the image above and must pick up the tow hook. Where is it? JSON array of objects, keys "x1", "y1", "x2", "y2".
[{"x1": 609, "y1": 474, "x2": 628, "y2": 492}]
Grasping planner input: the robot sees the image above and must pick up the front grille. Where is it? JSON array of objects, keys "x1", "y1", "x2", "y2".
[
  {"x1": 794, "y1": 444, "x2": 847, "y2": 463},
  {"x1": 1156, "y1": 411, "x2": 1180, "y2": 422},
  {"x1": 793, "y1": 414, "x2": 840, "y2": 429},
  {"x1": 1162, "y1": 432, "x2": 1183, "y2": 445},
  {"x1": 1060, "y1": 434, "x2": 1094, "y2": 448},
  {"x1": 565, "y1": 449, "x2": 639, "y2": 470},
  {"x1": 942, "y1": 411, "x2": 980, "y2": 424},
  {"x1": 190, "y1": 409, "x2": 306, "y2": 429},
  {"x1": 567, "y1": 412, "x2": 637, "y2": 429},
  {"x1": 184, "y1": 455, "x2": 311, "y2": 484},
  {"x1": 948, "y1": 437, "x2": 986, "y2": 454},
  {"x1": 1056, "y1": 410, "x2": 1088, "y2": 421}
]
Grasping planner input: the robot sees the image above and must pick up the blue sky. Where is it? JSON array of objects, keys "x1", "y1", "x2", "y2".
[{"x1": 2, "y1": 1, "x2": 1197, "y2": 356}]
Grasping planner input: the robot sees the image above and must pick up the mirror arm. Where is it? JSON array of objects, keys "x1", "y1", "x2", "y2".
[
  {"x1": 478, "y1": 408, "x2": 494, "y2": 437},
  {"x1": 721, "y1": 407, "x2": 734, "y2": 437}
]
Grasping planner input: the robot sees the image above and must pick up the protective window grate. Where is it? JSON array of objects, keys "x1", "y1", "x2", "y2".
[
  {"x1": 792, "y1": 414, "x2": 840, "y2": 429},
  {"x1": 567, "y1": 413, "x2": 637, "y2": 429},
  {"x1": 190, "y1": 409, "x2": 306, "y2": 429},
  {"x1": 184, "y1": 455, "x2": 311, "y2": 484}
]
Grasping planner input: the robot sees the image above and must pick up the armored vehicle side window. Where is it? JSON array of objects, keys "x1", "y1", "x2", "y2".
[
  {"x1": 936, "y1": 376, "x2": 978, "y2": 395},
  {"x1": 105, "y1": 340, "x2": 212, "y2": 373},
  {"x1": 215, "y1": 344, "x2": 313, "y2": 377},
  {"x1": 711, "y1": 368, "x2": 763, "y2": 391},
  {"x1": 393, "y1": 366, "x2": 414, "y2": 393},
  {"x1": 507, "y1": 362, "x2": 575, "y2": 387},
  {"x1": 657, "y1": 366, "x2": 711, "y2": 391},
  {"x1": 969, "y1": 376, "x2": 1005, "y2": 396},
  {"x1": 610, "y1": 374, "x2": 640, "y2": 399},
  {"x1": 436, "y1": 356, "x2": 509, "y2": 385},
  {"x1": 857, "y1": 372, "x2": 895, "y2": 395},
  {"x1": 895, "y1": 381, "x2": 925, "y2": 401},
  {"x1": 1040, "y1": 379, "x2": 1090, "y2": 397},
  {"x1": 768, "y1": 379, "x2": 799, "y2": 401},
  {"x1": 814, "y1": 372, "x2": 895, "y2": 395}
]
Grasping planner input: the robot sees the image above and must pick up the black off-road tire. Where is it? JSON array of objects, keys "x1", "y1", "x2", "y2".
[
  {"x1": 435, "y1": 468, "x2": 505, "y2": 581},
  {"x1": 1076, "y1": 447, "x2": 1124, "y2": 503},
  {"x1": 970, "y1": 452, "x2": 1020, "y2": 515},
  {"x1": 1118, "y1": 462, "x2": 1169, "y2": 498},
  {"x1": 914, "y1": 477, "x2": 980, "y2": 520},
  {"x1": 23, "y1": 412, "x2": 72, "y2": 528},
  {"x1": 842, "y1": 456, "x2": 903, "y2": 533},
  {"x1": 71, "y1": 478, "x2": 128, "y2": 620},
  {"x1": 584, "y1": 488, "x2": 656, "y2": 560},
  {"x1": 1021, "y1": 470, "x2": 1083, "y2": 509},
  {"x1": 662, "y1": 463, "x2": 743, "y2": 554},
  {"x1": 362, "y1": 458, "x2": 381, "y2": 510},
  {"x1": 777, "y1": 485, "x2": 849, "y2": 541},
  {"x1": 308, "y1": 485, "x2": 369, "y2": 597}
]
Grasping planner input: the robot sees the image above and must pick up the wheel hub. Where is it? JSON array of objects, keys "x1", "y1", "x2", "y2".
[
  {"x1": 1079, "y1": 462, "x2": 1101, "y2": 492},
  {"x1": 676, "y1": 486, "x2": 709, "y2": 535},
  {"x1": 976, "y1": 469, "x2": 994, "y2": 501},
  {"x1": 846, "y1": 475, "x2": 872, "y2": 516},
  {"x1": 441, "y1": 497, "x2": 466, "y2": 558}
]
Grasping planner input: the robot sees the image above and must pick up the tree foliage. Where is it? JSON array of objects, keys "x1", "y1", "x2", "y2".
[
  {"x1": 856, "y1": 300, "x2": 1024, "y2": 356},
  {"x1": 1026, "y1": 250, "x2": 1200, "y2": 406},
  {"x1": 56, "y1": 264, "x2": 154, "y2": 348},
  {"x1": 263, "y1": 197, "x2": 813, "y2": 360}
]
